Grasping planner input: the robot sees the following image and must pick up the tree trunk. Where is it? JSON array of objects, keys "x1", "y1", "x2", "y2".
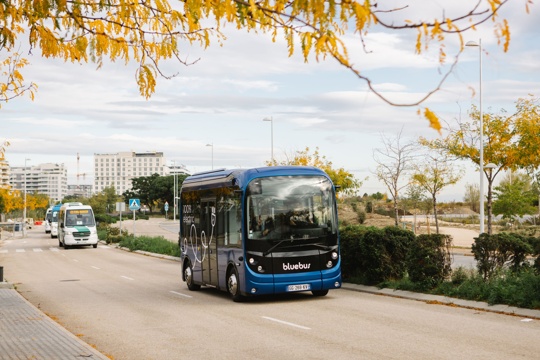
[{"x1": 432, "y1": 194, "x2": 439, "y2": 234}]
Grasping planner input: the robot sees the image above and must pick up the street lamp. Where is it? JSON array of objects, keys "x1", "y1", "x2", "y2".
[
  {"x1": 172, "y1": 160, "x2": 177, "y2": 221},
  {"x1": 23, "y1": 158, "x2": 31, "y2": 236},
  {"x1": 263, "y1": 117, "x2": 274, "y2": 164},
  {"x1": 466, "y1": 39, "x2": 485, "y2": 234},
  {"x1": 206, "y1": 143, "x2": 214, "y2": 170}
]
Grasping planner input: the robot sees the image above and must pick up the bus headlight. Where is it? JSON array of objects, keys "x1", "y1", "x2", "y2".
[
  {"x1": 257, "y1": 265, "x2": 265, "y2": 273},
  {"x1": 249, "y1": 258, "x2": 256, "y2": 265},
  {"x1": 331, "y1": 251, "x2": 338, "y2": 260},
  {"x1": 326, "y1": 261, "x2": 333, "y2": 268}
]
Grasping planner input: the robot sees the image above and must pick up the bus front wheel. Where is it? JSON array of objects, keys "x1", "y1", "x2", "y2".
[
  {"x1": 227, "y1": 267, "x2": 243, "y2": 302},
  {"x1": 184, "y1": 261, "x2": 200, "y2": 291},
  {"x1": 312, "y1": 289, "x2": 329, "y2": 297}
]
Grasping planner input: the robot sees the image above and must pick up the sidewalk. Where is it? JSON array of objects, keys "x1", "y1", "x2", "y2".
[{"x1": 0, "y1": 283, "x2": 109, "y2": 360}]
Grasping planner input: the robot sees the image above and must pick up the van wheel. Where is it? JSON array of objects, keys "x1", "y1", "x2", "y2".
[
  {"x1": 92, "y1": 244, "x2": 98, "y2": 248},
  {"x1": 184, "y1": 261, "x2": 200, "y2": 291},
  {"x1": 58, "y1": 239, "x2": 63, "y2": 247},
  {"x1": 227, "y1": 267, "x2": 244, "y2": 302}
]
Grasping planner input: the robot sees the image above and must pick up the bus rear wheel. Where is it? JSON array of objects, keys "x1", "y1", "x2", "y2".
[
  {"x1": 312, "y1": 289, "x2": 329, "y2": 297},
  {"x1": 184, "y1": 261, "x2": 200, "y2": 291},
  {"x1": 227, "y1": 267, "x2": 244, "y2": 302}
]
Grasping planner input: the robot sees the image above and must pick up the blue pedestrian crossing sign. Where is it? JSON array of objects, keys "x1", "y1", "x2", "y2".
[
  {"x1": 164, "y1": 202, "x2": 169, "y2": 212},
  {"x1": 129, "y1": 198, "x2": 141, "y2": 211}
]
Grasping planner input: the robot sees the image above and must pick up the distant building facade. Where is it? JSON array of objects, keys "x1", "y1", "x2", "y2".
[
  {"x1": 0, "y1": 159, "x2": 9, "y2": 188},
  {"x1": 66, "y1": 184, "x2": 93, "y2": 198},
  {"x1": 9, "y1": 163, "x2": 67, "y2": 203},
  {"x1": 93, "y1": 151, "x2": 167, "y2": 195}
]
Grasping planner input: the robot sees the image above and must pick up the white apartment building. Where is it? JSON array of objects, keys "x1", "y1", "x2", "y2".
[
  {"x1": 0, "y1": 159, "x2": 9, "y2": 188},
  {"x1": 94, "y1": 151, "x2": 167, "y2": 195},
  {"x1": 66, "y1": 184, "x2": 93, "y2": 198},
  {"x1": 9, "y1": 163, "x2": 67, "y2": 203}
]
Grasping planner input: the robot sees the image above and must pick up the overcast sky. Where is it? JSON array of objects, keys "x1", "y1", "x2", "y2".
[{"x1": 3, "y1": 0, "x2": 540, "y2": 201}]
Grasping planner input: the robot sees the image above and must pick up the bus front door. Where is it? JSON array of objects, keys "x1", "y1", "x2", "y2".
[{"x1": 201, "y1": 199, "x2": 218, "y2": 286}]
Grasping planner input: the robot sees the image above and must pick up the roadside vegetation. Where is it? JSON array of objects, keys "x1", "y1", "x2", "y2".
[{"x1": 341, "y1": 225, "x2": 540, "y2": 310}]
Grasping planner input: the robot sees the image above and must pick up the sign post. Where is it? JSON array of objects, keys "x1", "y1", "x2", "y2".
[
  {"x1": 164, "y1": 201, "x2": 169, "y2": 219},
  {"x1": 128, "y1": 199, "x2": 141, "y2": 239},
  {"x1": 116, "y1": 202, "x2": 126, "y2": 234}
]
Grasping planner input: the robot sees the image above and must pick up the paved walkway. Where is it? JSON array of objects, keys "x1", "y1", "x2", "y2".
[{"x1": 0, "y1": 284, "x2": 109, "y2": 360}]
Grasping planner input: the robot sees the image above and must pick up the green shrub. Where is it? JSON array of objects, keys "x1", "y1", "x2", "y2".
[
  {"x1": 472, "y1": 233, "x2": 534, "y2": 279},
  {"x1": 119, "y1": 236, "x2": 180, "y2": 257},
  {"x1": 340, "y1": 225, "x2": 415, "y2": 285},
  {"x1": 407, "y1": 234, "x2": 452, "y2": 290}
]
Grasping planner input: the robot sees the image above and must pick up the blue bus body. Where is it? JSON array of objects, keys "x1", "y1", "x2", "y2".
[
  {"x1": 179, "y1": 166, "x2": 341, "y2": 301},
  {"x1": 50, "y1": 203, "x2": 63, "y2": 238}
]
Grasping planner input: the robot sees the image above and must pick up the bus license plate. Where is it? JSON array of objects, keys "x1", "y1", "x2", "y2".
[{"x1": 287, "y1": 284, "x2": 310, "y2": 292}]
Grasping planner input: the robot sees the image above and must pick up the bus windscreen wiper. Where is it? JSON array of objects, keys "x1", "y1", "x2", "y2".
[{"x1": 263, "y1": 239, "x2": 293, "y2": 256}]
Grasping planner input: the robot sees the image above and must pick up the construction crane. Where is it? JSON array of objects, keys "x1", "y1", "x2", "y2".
[{"x1": 76, "y1": 152, "x2": 87, "y2": 188}]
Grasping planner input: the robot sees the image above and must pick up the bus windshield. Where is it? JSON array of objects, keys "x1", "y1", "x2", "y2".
[{"x1": 246, "y1": 175, "x2": 337, "y2": 250}]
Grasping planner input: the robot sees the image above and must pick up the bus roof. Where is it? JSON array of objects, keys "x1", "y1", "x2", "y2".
[{"x1": 181, "y1": 166, "x2": 331, "y2": 191}]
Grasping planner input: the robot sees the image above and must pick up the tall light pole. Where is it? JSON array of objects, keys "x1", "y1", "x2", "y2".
[
  {"x1": 263, "y1": 117, "x2": 274, "y2": 164},
  {"x1": 466, "y1": 39, "x2": 485, "y2": 234},
  {"x1": 172, "y1": 160, "x2": 176, "y2": 221},
  {"x1": 206, "y1": 143, "x2": 214, "y2": 169},
  {"x1": 23, "y1": 158, "x2": 31, "y2": 236}
]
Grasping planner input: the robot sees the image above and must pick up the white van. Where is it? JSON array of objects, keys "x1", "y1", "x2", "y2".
[
  {"x1": 45, "y1": 207, "x2": 53, "y2": 234},
  {"x1": 58, "y1": 204, "x2": 98, "y2": 249}
]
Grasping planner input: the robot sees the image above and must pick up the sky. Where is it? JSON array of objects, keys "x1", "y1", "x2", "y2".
[{"x1": 2, "y1": 0, "x2": 540, "y2": 202}]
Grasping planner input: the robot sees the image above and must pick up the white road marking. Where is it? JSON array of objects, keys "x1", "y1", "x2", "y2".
[
  {"x1": 170, "y1": 290, "x2": 192, "y2": 298},
  {"x1": 121, "y1": 276, "x2": 134, "y2": 281},
  {"x1": 16, "y1": 249, "x2": 25, "y2": 253},
  {"x1": 91, "y1": 266, "x2": 100, "y2": 270},
  {"x1": 73, "y1": 259, "x2": 79, "y2": 262},
  {"x1": 33, "y1": 248, "x2": 43, "y2": 252},
  {"x1": 50, "y1": 248, "x2": 60, "y2": 252},
  {"x1": 0, "y1": 250, "x2": 7, "y2": 254},
  {"x1": 262, "y1": 316, "x2": 311, "y2": 330}
]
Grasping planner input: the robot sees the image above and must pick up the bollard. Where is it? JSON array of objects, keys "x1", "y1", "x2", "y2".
[{"x1": 0, "y1": 266, "x2": 3, "y2": 282}]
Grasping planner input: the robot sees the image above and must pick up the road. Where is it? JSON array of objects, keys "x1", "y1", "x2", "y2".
[{"x1": 1, "y1": 227, "x2": 539, "y2": 359}]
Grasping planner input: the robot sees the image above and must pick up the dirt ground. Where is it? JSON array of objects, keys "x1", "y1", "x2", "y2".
[{"x1": 337, "y1": 204, "x2": 479, "y2": 249}]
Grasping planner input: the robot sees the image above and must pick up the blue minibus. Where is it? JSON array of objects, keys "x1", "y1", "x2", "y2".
[{"x1": 179, "y1": 166, "x2": 341, "y2": 301}]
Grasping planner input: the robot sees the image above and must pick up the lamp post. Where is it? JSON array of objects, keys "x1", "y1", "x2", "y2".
[
  {"x1": 23, "y1": 158, "x2": 30, "y2": 236},
  {"x1": 466, "y1": 39, "x2": 485, "y2": 234},
  {"x1": 206, "y1": 143, "x2": 214, "y2": 169},
  {"x1": 172, "y1": 160, "x2": 176, "y2": 221},
  {"x1": 263, "y1": 117, "x2": 274, "y2": 164}
]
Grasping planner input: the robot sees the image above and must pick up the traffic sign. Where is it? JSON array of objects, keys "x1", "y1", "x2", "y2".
[
  {"x1": 129, "y1": 198, "x2": 141, "y2": 211},
  {"x1": 164, "y1": 202, "x2": 169, "y2": 212}
]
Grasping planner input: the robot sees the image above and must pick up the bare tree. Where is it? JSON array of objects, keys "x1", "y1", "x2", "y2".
[
  {"x1": 411, "y1": 153, "x2": 464, "y2": 233},
  {"x1": 463, "y1": 183, "x2": 480, "y2": 213},
  {"x1": 373, "y1": 130, "x2": 416, "y2": 226}
]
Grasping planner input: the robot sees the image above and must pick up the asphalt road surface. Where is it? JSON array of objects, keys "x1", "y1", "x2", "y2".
[{"x1": 1, "y1": 228, "x2": 539, "y2": 360}]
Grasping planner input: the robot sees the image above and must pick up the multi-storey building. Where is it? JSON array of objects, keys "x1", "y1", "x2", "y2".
[
  {"x1": 0, "y1": 159, "x2": 9, "y2": 188},
  {"x1": 9, "y1": 163, "x2": 67, "y2": 203},
  {"x1": 66, "y1": 184, "x2": 93, "y2": 198},
  {"x1": 93, "y1": 151, "x2": 167, "y2": 195}
]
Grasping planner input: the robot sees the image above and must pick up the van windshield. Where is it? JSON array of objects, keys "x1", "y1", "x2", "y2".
[{"x1": 66, "y1": 209, "x2": 95, "y2": 226}]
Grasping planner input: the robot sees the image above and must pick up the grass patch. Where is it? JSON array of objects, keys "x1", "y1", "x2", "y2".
[
  {"x1": 371, "y1": 267, "x2": 540, "y2": 310},
  {"x1": 118, "y1": 235, "x2": 181, "y2": 257}
]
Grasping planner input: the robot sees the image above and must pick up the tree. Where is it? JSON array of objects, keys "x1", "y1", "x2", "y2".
[
  {"x1": 463, "y1": 183, "x2": 480, "y2": 213},
  {"x1": 493, "y1": 172, "x2": 536, "y2": 222},
  {"x1": 419, "y1": 96, "x2": 540, "y2": 234},
  {"x1": 411, "y1": 154, "x2": 463, "y2": 234},
  {"x1": 373, "y1": 130, "x2": 416, "y2": 226},
  {"x1": 271, "y1": 146, "x2": 361, "y2": 196},
  {"x1": 1, "y1": 1, "x2": 522, "y2": 129}
]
